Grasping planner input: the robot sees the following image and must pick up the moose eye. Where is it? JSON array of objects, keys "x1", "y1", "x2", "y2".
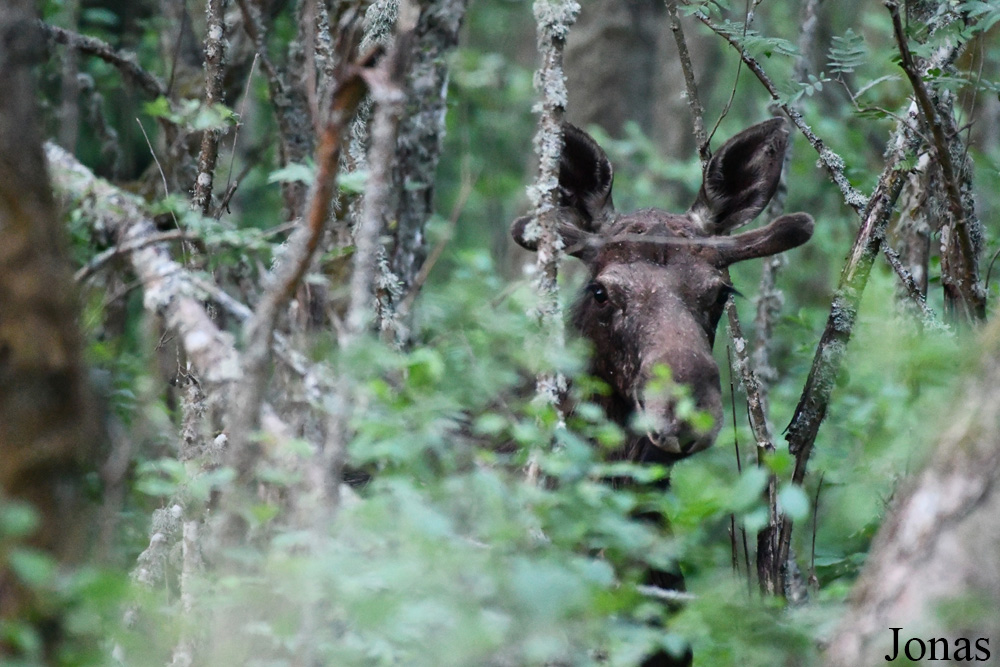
[{"x1": 589, "y1": 282, "x2": 609, "y2": 305}]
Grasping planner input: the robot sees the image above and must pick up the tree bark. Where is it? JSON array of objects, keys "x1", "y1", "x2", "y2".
[
  {"x1": 824, "y1": 319, "x2": 1000, "y2": 665},
  {"x1": 386, "y1": 0, "x2": 468, "y2": 342},
  {"x1": 0, "y1": 0, "x2": 102, "y2": 648}
]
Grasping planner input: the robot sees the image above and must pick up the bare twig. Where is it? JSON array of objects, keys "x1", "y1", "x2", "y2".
[
  {"x1": 666, "y1": 0, "x2": 708, "y2": 165},
  {"x1": 726, "y1": 348, "x2": 753, "y2": 594},
  {"x1": 41, "y1": 22, "x2": 167, "y2": 98},
  {"x1": 75, "y1": 223, "x2": 295, "y2": 284},
  {"x1": 217, "y1": 53, "x2": 259, "y2": 219},
  {"x1": 75, "y1": 230, "x2": 191, "y2": 282},
  {"x1": 235, "y1": 0, "x2": 316, "y2": 216},
  {"x1": 636, "y1": 585, "x2": 696, "y2": 604},
  {"x1": 695, "y1": 11, "x2": 867, "y2": 212}
]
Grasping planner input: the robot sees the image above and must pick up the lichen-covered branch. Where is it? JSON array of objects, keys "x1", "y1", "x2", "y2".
[
  {"x1": 696, "y1": 10, "x2": 950, "y2": 325},
  {"x1": 526, "y1": 0, "x2": 580, "y2": 416},
  {"x1": 887, "y1": 0, "x2": 985, "y2": 322},
  {"x1": 695, "y1": 11, "x2": 868, "y2": 213},
  {"x1": 346, "y1": 41, "x2": 408, "y2": 342},
  {"x1": 779, "y1": 147, "x2": 914, "y2": 571},
  {"x1": 44, "y1": 143, "x2": 301, "y2": 447},
  {"x1": 752, "y1": 0, "x2": 822, "y2": 596},
  {"x1": 48, "y1": 143, "x2": 239, "y2": 392},
  {"x1": 191, "y1": 0, "x2": 230, "y2": 216}
]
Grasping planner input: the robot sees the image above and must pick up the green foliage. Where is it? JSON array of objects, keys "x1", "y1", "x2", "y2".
[
  {"x1": 144, "y1": 97, "x2": 239, "y2": 132},
  {"x1": 711, "y1": 20, "x2": 800, "y2": 59},
  {"x1": 827, "y1": 29, "x2": 867, "y2": 75}
]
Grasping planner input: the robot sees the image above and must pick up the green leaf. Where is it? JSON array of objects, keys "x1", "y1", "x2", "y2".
[
  {"x1": 339, "y1": 170, "x2": 369, "y2": 194},
  {"x1": 407, "y1": 348, "x2": 445, "y2": 388},
  {"x1": 8, "y1": 548, "x2": 57, "y2": 588},
  {"x1": 268, "y1": 162, "x2": 316, "y2": 185},
  {"x1": 827, "y1": 29, "x2": 867, "y2": 75},
  {"x1": 777, "y1": 484, "x2": 810, "y2": 521},
  {"x1": 0, "y1": 502, "x2": 39, "y2": 539},
  {"x1": 143, "y1": 96, "x2": 172, "y2": 120}
]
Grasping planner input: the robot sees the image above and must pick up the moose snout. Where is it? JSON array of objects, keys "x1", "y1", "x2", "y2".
[
  {"x1": 636, "y1": 348, "x2": 723, "y2": 459},
  {"x1": 640, "y1": 397, "x2": 721, "y2": 458}
]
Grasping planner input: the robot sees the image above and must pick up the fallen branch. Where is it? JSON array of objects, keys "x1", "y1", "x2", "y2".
[{"x1": 45, "y1": 143, "x2": 295, "y2": 444}]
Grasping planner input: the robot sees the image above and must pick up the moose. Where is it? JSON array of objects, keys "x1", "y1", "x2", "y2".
[
  {"x1": 512, "y1": 118, "x2": 813, "y2": 466},
  {"x1": 511, "y1": 119, "x2": 813, "y2": 666}
]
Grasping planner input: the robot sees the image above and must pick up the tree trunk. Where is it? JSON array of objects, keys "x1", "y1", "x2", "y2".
[
  {"x1": 0, "y1": 0, "x2": 102, "y2": 653},
  {"x1": 824, "y1": 320, "x2": 1000, "y2": 665}
]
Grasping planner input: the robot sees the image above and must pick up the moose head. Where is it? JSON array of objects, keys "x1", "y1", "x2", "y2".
[{"x1": 512, "y1": 118, "x2": 814, "y2": 464}]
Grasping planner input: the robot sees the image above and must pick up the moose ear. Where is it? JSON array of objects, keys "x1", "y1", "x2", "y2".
[
  {"x1": 511, "y1": 209, "x2": 600, "y2": 262},
  {"x1": 689, "y1": 118, "x2": 788, "y2": 235},
  {"x1": 712, "y1": 212, "x2": 814, "y2": 266},
  {"x1": 559, "y1": 123, "x2": 615, "y2": 231}
]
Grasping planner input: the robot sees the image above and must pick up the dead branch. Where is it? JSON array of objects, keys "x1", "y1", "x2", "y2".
[
  {"x1": 44, "y1": 142, "x2": 298, "y2": 444},
  {"x1": 41, "y1": 21, "x2": 167, "y2": 99},
  {"x1": 227, "y1": 46, "x2": 373, "y2": 482}
]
